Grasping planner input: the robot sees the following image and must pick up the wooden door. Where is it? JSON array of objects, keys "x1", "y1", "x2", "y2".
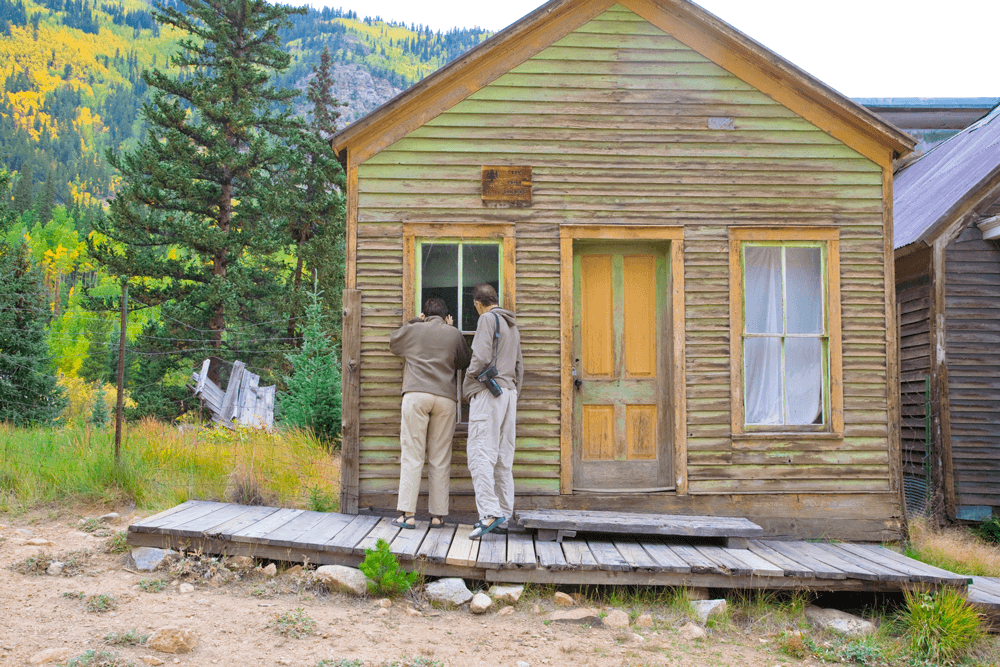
[{"x1": 572, "y1": 242, "x2": 673, "y2": 491}]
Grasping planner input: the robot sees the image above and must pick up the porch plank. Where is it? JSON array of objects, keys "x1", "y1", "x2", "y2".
[
  {"x1": 845, "y1": 544, "x2": 972, "y2": 585},
  {"x1": 129, "y1": 500, "x2": 201, "y2": 532},
  {"x1": 326, "y1": 515, "x2": 380, "y2": 554},
  {"x1": 233, "y1": 508, "x2": 304, "y2": 542},
  {"x1": 535, "y1": 541, "x2": 568, "y2": 570},
  {"x1": 518, "y1": 509, "x2": 763, "y2": 537},
  {"x1": 416, "y1": 524, "x2": 456, "y2": 564},
  {"x1": 355, "y1": 517, "x2": 402, "y2": 555},
  {"x1": 476, "y1": 532, "x2": 507, "y2": 569},
  {"x1": 792, "y1": 542, "x2": 886, "y2": 582},
  {"x1": 391, "y1": 521, "x2": 431, "y2": 561},
  {"x1": 589, "y1": 540, "x2": 629, "y2": 572},
  {"x1": 446, "y1": 525, "x2": 481, "y2": 567},
  {"x1": 172, "y1": 504, "x2": 254, "y2": 536},
  {"x1": 669, "y1": 543, "x2": 721, "y2": 574},
  {"x1": 561, "y1": 539, "x2": 599, "y2": 570},
  {"x1": 640, "y1": 541, "x2": 692, "y2": 573},
  {"x1": 263, "y1": 512, "x2": 350, "y2": 549},
  {"x1": 146, "y1": 501, "x2": 230, "y2": 531},
  {"x1": 972, "y1": 577, "x2": 1000, "y2": 597},
  {"x1": 722, "y1": 547, "x2": 785, "y2": 577},
  {"x1": 747, "y1": 540, "x2": 817, "y2": 578},
  {"x1": 504, "y1": 532, "x2": 538, "y2": 570},
  {"x1": 204, "y1": 506, "x2": 279, "y2": 538},
  {"x1": 829, "y1": 544, "x2": 944, "y2": 584},
  {"x1": 612, "y1": 540, "x2": 659, "y2": 571},
  {"x1": 757, "y1": 540, "x2": 847, "y2": 579}
]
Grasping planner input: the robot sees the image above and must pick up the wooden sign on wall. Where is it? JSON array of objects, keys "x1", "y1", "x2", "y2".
[{"x1": 482, "y1": 166, "x2": 532, "y2": 205}]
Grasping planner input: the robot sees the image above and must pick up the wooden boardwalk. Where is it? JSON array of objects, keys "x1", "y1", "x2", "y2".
[{"x1": 128, "y1": 501, "x2": 989, "y2": 602}]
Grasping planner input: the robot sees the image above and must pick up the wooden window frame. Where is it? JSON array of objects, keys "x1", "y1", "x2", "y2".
[
  {"x1": 403, "y1": 223, "x2": 516, "y2": 323},
  {"x1": 559, "y1": 225, "x2": 687, "y2": 495},
  {"x1": 729, "y1": 227, "x2": 843, "y2": 437}
]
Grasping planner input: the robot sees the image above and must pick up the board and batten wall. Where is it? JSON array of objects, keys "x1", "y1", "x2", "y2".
[
  {"x1": 945, "y1": 224, "x2": 1000, "y2": 512},
  {"x1": 349, "y1": 4, "x2": 902, "y2": 539}
]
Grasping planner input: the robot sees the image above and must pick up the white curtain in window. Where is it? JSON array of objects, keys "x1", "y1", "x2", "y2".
[
  {"x1": 785, "y1": 247, "x2": 823, "y2": 424},
  {"x1": 744, "y1": 247, "x2": 782, "y2": 425}
]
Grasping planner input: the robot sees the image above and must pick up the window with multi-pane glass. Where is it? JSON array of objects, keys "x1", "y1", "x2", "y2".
[{"x1": 417, "y1": 240, "x2": 501, "y2": 334}]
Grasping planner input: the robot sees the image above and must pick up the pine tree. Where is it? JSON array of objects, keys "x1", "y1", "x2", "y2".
[
  {"x1": 11, "y1": 164, "x2": 32, "y2": 214},
  {"x1": 280, "y1": 287, "x2": 341, "y2": 445},
  {"x1": 0, "y1": 172, "x2": 66, "y2": 425},
  {"x1": 91, "y1": 0, "x2": 307, "y2": 387}
]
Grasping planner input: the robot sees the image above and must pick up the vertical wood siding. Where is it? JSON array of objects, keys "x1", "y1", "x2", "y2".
[
  {"x1": 353, "y1": 4, "x2": 889, "y2": 501},
  {"x1": 897, "y1": 274, "x2": 931, "y2": 482},
  {"x1": 945, "y1": 225, "x2": 1000, "y2": 509}
]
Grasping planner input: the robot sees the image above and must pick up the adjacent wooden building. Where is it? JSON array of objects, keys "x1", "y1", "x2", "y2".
[
  {"x1": 894, "y1": 104, "x2": 1000, "y2": 522},
  {"x1": 332, "y1": 0, "x2": 916, "y2": 541}
]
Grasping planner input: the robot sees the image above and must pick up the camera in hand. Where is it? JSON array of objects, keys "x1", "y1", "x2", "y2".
[{"x1": 476, "y1": 366, "x2": 502, "y2": 397}]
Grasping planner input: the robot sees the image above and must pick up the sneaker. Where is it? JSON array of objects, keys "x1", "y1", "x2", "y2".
[
  {"x1": 473, "y1": 518, "x2": 508, "y2": 534},
  {"x1": 469, "y1": 516, "x2": 506, "y2": 540}
]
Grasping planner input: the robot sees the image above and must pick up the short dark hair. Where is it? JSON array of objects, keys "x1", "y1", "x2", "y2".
[
  {"x1": 472, "y1": 284, "x2": 498, "y2": 307},
  {"x1": 423, "y1": 297, "x2": 448, "y2": 319}
]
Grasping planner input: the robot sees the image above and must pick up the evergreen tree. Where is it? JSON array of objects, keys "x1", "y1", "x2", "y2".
[
  {"x1": 78, "y1": 314, "x2": 113, "y2": 383},
  {"x1": 91, "y1": 0, "x2": 307, "y2": 387},
  {"x1": 284, "y1": 45, "x2": 346, "y2": 342},
  {"x1": 0, "y1": 172, "x2": 66, "y2": 425},
  {"x1": 11, "y1": 164, "x2": 32, "y2": 214},
  {"x1": 34, "y1": 168, "x2": 56, "y2": 223},
  {"x1": 280, "y1": 287, "x2": 341, "y2": 445},
  {"x1": 90, "y1": 382, "x2": 109, "y2": 426}
]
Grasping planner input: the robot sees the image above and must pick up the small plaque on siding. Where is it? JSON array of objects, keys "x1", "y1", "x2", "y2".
[
  {"x1": 708, "y1": 116, "x2": 735, "y2": 130},
  {"x1": 482, "y1": 166, "x2": 532, "y2": 205}
]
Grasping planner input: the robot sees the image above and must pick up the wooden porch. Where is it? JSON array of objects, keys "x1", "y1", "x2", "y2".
[{"x1": 127, "y1": 501, "x2": 998, "y2": 610}]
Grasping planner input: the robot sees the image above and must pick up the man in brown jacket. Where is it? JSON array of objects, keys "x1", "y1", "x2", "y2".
[
  {"x1": 389, "y1": 298, "x2": 471, "y2": 529},
  {"x1": 462, "y1": 284, "x2": 523, "y2": 539}
]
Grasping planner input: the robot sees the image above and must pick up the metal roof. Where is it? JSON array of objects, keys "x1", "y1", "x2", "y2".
[{"x1": 894, "y1": 103, "x2": 1000, "y2": 250}]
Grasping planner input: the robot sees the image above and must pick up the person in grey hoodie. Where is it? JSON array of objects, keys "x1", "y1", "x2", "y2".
[
  {"x1": 462, "y1": 283, "x2": 523, "y2": 539},
  {"x1": 389, "y1": 298, "x2": 471, "y2": 529}
]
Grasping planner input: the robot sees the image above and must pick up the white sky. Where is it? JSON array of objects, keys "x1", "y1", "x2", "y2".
[{"x1": 308, "y1": 0, "x2": 1000, "y2": 98}]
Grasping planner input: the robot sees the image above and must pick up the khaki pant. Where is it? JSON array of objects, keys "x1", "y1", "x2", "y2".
[
  {"x1": 467, "y1": 389, "x2": 517, "y2": 521},
  {"x1": 397, "y1": 392, "x2": 457, "y2": 517}
]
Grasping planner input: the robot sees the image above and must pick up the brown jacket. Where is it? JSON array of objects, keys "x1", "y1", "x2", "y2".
[
  {"x1": 389, "y1": 316, "x2": 471, "y2": 401},
  {"x1": 462, "y1": 307, "x2": 523, "y2": 402}
]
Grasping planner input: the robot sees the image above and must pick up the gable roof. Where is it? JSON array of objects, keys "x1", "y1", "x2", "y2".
[
  {"x1": 894, "y1": 104, "x2": 1000, "y2": 251},
  {"x1": 331, "y1": 0, "x2": 915, "y2": 169}
]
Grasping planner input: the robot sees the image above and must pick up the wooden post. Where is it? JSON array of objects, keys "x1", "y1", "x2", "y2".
[
  {"x1": 340, "y1": 288, "x2": 361, "y2": 514},
  {"x1": 114, "y1": 281, "x2": 128, "y2": 463}
]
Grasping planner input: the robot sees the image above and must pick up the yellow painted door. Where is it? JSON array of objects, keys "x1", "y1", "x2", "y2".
[{"x1": 572, "y1": 242, "x2": 672, "y2": 491}]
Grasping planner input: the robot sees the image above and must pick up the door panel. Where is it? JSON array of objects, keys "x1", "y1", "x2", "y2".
[{"x1": 572, "y1": 242, "x2": 673, "y2": 491}]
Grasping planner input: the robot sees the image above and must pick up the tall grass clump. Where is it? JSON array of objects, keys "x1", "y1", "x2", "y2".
[
  {"x1": 903, "y1": 588, "x2": 983, "y2": 666},
  {"x1": 906, "y1": 517, "x2": 1000, "y2": 577},
  {"x1": 0, "y1": 420, "x2": 339, "y2": 512}
]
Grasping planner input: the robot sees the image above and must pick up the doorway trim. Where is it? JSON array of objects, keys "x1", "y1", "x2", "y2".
[{"x1": 559, "y1": 225, "x2": 687, "y2": 495}]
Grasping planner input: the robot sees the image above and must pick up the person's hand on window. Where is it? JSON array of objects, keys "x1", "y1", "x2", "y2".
[
  {"x1": 418, "y1": 312, "x2": 426, "y2": 321},
  {"x1": 445, "y1": 315, "x2": 453, "y2": 326}
]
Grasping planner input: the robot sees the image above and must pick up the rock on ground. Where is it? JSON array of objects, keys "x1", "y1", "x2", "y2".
[
  {"x1": 603, "y1": 609, "x2": 630, "y2": 628},
  {"x1": 679, "y1": 622, "x2": 707, "y2": 640},
  {"x1": 314, "y1": 565, "x2": 369, "y2": 596},
  {"x1": 549, "y1": 608, "x2": 602, "y2": 625},
  {"x1": 28, "y1": 647, "x2": 74, "y2": 664},
  {"x1": 470, "y1": 592, "x2": 492, "y2": 614},
  {"x1": 804, "y1": 605, "x2": 875, "y2": 636},
  {"x1": 692, "y1": 599, "x2": 728, "y2": 624},
  {"x1": 635, "y1": 614, "x2": 653, "y2": 628},
  {"x1": 146, "y1": 626, "x2": 199, "y2": 654},
  {"x1": 126, "y1": 547, "x2": 180, "y2": 573},
  {"x1": 489, "y1": 584, "x2": 524, "y2": 603},
  {"x1": 553, "y1": 591, "x2": 574, "y2": 607},
  {"x1": 425, "y1": 578, "x2": 474, "y2": 607}
]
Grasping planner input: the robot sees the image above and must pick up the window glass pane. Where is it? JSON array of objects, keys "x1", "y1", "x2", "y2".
[
  {"x1": 785, "y1": 337, "x2": 824, "y2": 425},
  {"x1": 745, "y1": 337, "x2": 782, "y2": 425},
  {"x1": 744, "y1": 246, "x2": 782, "y2": 334},
  {"x1": 420, "y1": 243, "x2": 458, "y2": 323},
  {"x1": 786, "y1": 247, "x2": 823, "y2": 334},
  {"x1": 461, "y1": 244, "x2": 500, "y2": 332}
]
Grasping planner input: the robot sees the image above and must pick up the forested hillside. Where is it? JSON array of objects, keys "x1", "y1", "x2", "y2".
[
  {"x1": 1, "y1": 0, "x2": 490, "y2": 208},
  {"x1": 0, "y1": 0, "x2": 490, "y2": 427}
]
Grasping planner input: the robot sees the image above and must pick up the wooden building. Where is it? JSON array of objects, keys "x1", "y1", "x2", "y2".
[
  {"x1": 895, "y1": 104, "x2": 1000, "y2": 522},
  {"x1": 331, "y1": 0, "x2": 916, "y2": 541}
]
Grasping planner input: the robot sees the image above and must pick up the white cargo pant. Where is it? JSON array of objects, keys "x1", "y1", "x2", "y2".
[
  {"x1": 397, "y1": 392, "x2": 457, "y2": 517},
  {"x1": 466, "y1": 388, "x2": 517, "y2": 521}
]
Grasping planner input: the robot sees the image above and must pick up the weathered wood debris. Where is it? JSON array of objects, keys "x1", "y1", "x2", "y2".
[{"x1": 190, "y1": 359, "x2": 275, "y2": 430}]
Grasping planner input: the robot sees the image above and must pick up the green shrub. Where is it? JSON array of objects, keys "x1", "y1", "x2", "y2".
[
  {"x1": 103, "y1": 531, "x2": 129, "y2": 553},
  {"x1": 903, "y1": 588, "x2": 983, "y2": 666},
  {"x1": 137, "y1": 578, "x2": 166, "y2": 593},
  {"x1": 314, "y1": 661, "x2": 363, "y2": 667},
  {"x1": 104, "y1": 629, "x2": 147, "y2": 646},
  {"x1": 308, "y1": 485, "x2": 338, "y2": 513},
  {"x1": 973, "y1": 517, "x2": 1000, "y2": 545},
  {"x1": 85, "y1": 593, "x2": 118, "y2": 613},
  {"x1": 358, "y1": 538, "x2": 417, "y2": 598},
  {"x1": 64, "y1": 650, "x2": 133, "y2": 667}
]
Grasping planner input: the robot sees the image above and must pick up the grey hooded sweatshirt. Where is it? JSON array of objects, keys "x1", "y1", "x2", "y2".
[
  {"x1": 389, "y1": 315, "x2": 471, "y2": 400},
  {"x1": 462, "y1": 307, "x2": 523, "y2": 402}
]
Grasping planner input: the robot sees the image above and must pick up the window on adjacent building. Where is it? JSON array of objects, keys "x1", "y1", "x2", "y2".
[{"x1": 730, "y1": 229, "x2": 842, "y2": 434}]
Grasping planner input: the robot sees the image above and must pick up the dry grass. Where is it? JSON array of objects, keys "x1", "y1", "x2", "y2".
[{"x1": 907, "y1": 517, "x2": 1000, "y2": 577}]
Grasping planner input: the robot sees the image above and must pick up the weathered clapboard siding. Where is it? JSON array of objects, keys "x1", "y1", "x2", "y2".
[
  {"x1": 350, "y1": 3, "x2": 895, "y2": 532},
  {"x1": 945, "y1": 226, "x2": 1000, "y2": 509}
]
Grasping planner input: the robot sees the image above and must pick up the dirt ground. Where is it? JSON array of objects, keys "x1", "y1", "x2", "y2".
[{"x1": 0, "y1": 506, "x2": 828, "y2": 667}]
